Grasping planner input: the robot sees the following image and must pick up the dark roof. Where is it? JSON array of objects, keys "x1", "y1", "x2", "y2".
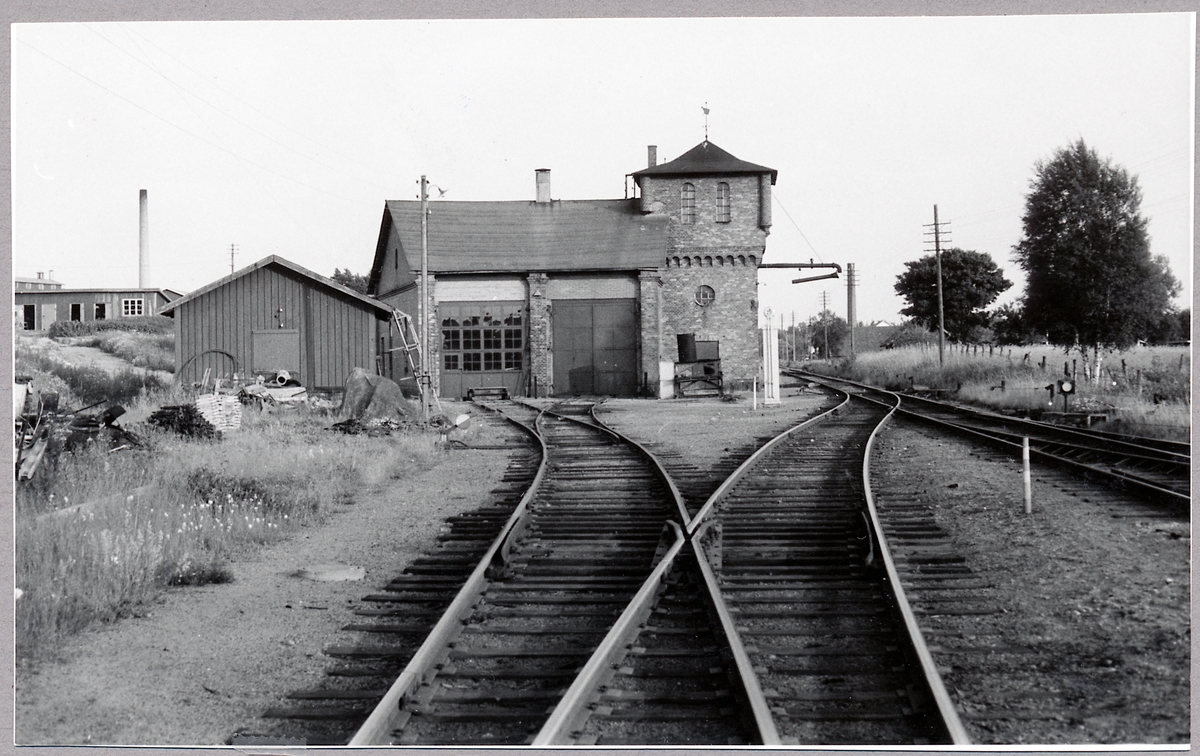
[
  {"x1": 632, "y1": 140, "x2": 777, "y2": 184},
  {"x1": 377, "y1": 199, "x2": 669, "y2": 276},
  {"x1": 159, "y1": 255, "x2": 392, "y2": 316}
]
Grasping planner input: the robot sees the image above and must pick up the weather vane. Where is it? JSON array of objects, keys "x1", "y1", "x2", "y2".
[{"x1": 702, "y1": 102, "x2": 710, "y2": 141}]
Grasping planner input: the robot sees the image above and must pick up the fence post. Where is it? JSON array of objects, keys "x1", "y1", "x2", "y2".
[{"x1": 1023, "y1": 437, "x2": 1032, "y2": 514}]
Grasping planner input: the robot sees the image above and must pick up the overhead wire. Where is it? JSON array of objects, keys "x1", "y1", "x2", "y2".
[
  {"x1": 15, "y1": 34, "x2": 365, "y2": 207},
  {"x1": 119, "y1": 23, "x2": 400, "y2": 196}
]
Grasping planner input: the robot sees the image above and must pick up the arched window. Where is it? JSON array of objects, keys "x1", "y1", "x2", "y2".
[
  {"x1": 680, "y1": 183, "x2": 696, "y2": 224},
  {"x1": 715, "y1": 182, "x2": 730, "y2": 222}
]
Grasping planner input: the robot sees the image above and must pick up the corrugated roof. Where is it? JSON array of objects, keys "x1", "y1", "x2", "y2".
[
  {"x1": 632, "y1": 140, "x2": 777, "y2": 184},
  {"x1": 159, "y1": 255, "x2": 392, "y2": 316},
  {"x1": 381, "y1": 199, "x2": 669, "y2": 274}
]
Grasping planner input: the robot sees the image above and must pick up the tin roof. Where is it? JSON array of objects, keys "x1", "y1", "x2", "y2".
[
  {"x1": 159, "y1": 255, "x2": 392, "y2": 316},
  {"x1": 631, "y1": 140, "x2": 777, "y2": 184},
  {"x1": 374, "y1": 198, "x2": 669, "y2": 277}
]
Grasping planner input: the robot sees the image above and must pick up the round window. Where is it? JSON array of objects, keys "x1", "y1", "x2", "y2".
[{"x1": 694, "y1": 285, "x2": 716, "y2": 307}]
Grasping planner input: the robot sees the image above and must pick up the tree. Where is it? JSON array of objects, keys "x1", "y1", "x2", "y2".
[
  {"x1": 1013, "y1": 139, "x2": 1180, "y2": 379},
  {"x1": 809, "y1": 311, "x2": 849, "y2": 359},
  {"x1": 332, "y1": 268, "x2": 369, "y2": 294},
  {"x1": 894, "y1": 248, "x2": 1012, "y2": 342},
  {"x1": 990, "y1": 302, "x2": 1042, "y2": 346}
]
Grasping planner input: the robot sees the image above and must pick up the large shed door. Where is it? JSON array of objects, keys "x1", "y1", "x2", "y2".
[{"x1": 552, "y1": 299, "x2": 637, "y2": 396}]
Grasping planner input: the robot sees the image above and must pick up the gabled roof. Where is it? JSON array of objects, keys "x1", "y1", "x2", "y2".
[
  {"x1": 371, "y1": 199, "x2": 669, "y2": 281},
  {"x1": 159, "y1": 255, "x2": 392, "y2": 316},
  {"x1": 631, "y1": 140, "x2": 777, "y2": 184}
]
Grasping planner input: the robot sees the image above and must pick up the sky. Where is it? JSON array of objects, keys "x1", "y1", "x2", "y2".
[{"x1": 10, "y1": 12, "x2": 1194, "y2": 329}]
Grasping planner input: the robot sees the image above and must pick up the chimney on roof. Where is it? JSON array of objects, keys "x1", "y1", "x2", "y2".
[
  {"x1": 647, "y1": 145, "x2": 657, "y2": 168},
  {"x1": 535, "y1": 169, "x2": 551, "y2": 203},
  {"x1": 139, "y1": 189, "x2": 150, "y2": 288}
]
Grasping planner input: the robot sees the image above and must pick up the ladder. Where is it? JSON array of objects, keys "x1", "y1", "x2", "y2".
[{"x1": 389, "y1": 309, "x2": 442, "y2": 417}]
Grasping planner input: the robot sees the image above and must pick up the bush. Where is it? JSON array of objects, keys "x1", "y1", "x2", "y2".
[{"x1": 48, "y1": 315, "x2": 174, "y2": 338}]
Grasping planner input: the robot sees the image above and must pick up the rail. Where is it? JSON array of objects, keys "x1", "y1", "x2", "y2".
[
  {"x1": 347, "y1": 402, "x2": 549, "y2": 746},
  {"x1": 860, "y1": 390, "x2": 972, "y2": 744}
]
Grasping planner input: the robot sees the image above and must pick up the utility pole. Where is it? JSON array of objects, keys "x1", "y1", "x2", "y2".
[
  {"x1": 924, "y1": 206, "x2": 951, "y2": 367},
  {"x1": 820, "y1": 291, "x2": 830, "y2": 359},
  {"x1": 419, "y1": 175, "x2": 430, "y2": 423},
  {"x1": 846, "y1": 263, "x2": 857, "y2": 357},
  {"x1": 790, "y1": 310, "x2": 796, "y2": 365},
  {"x1": 229, "y1": 243, "x2": 238, "y2": 274}
]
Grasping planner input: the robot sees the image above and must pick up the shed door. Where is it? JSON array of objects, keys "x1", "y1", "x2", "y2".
[
  {"x1": 252, "y1": 329, "x2": 301, "y2": 377},
  {"x1": 552, "y1": 299, "x2": 637, "y2": 396}
]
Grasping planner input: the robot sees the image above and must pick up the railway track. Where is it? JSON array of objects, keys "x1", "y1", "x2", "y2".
[
  {"x1": 348, "y1": 402, "x2": 687, "y2": 745},
  {"x1": 268, "y1": 377, "x2": 1184, "y2": 745},
  {"x1": 791, "y1": 370, "x2": 1190, "y2": 507},
  {"x1": 255, "y1": 406, "x2": 542, "y2": 745}
]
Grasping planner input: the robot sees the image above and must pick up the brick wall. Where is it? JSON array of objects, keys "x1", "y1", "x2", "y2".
[
  {"x1": 660, "y1": 257, "x2": 759, "y2": 387},
  {"x1": 641, "y1": 172, "x2": 769, "y2": 390},
  {"x1": 526, "y1": 273, "x2": 551, "y2": 397},
  {"x1": 546, "y1": 273, "x2": 638, "y2": 300}
]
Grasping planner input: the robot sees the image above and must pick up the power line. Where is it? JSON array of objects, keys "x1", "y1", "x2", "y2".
[
  {"x1": 770, "y1": 188, "x2": 824, "y2": 262},
  {"x1": 119, "y1": 23, "x2": 399, "y2": 195},
  {"x1": 15, "y1": 36, "x2": 366, "y2": 207}
]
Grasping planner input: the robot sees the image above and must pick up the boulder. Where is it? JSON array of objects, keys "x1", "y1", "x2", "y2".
[{"x1": 339, "y1": 367, "x2": 416, "y2": 422}]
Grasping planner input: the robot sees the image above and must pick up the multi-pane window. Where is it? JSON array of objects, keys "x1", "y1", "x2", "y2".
[
  {"x1": 681, "y1": 183, "x2": 696, "y2": 224},
  {"x1": 122, "y1": 298, "x2": 144, "y2": 317},
  {"x1": 695, "y1": 285, "x2": 716, "y2": 307},
  {"x1": 716, "y1": 182, "x2": 730, "y2": 222},
  {"x1": 441, "y1": 304, "x2": 524, "y2": 373}
]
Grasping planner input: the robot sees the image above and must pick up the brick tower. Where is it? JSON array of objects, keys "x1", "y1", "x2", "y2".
[{"x1": 631, "y1": 141, "x2": 776, "y2": 389}]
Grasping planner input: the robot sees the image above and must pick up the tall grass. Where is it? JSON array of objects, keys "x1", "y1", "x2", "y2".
[
  {"x1": 15, "y1": 406, "x2": 441, "y2": 660},
  {"x1": 810, "y1": 343, "x2": 1190, "y2": 440},
  {"x1": 75, "y1": 330, "x2": 175, "y2": 372},
  {"x1": 15, "y1": 337, "x2": 170, "y2": 408}
]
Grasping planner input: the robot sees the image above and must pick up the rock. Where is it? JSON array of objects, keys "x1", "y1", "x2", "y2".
[
  {"x1": 339, "y1": 367, "x2": 416, "y2": 422},
  {"x1": 294, "y1": 564, "x2": 366, "y2": 582}
]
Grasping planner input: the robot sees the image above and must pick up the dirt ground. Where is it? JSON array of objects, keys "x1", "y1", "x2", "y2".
[{"x1": 13, "y1": 386, "x2": 1191, "y2": 746}]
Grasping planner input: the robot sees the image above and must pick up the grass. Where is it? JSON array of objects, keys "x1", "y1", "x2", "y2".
[
  {"x1": 15, "y1": 404, "x2": 442, "y2": 661},
  {"x1": 14, "y1": 330, "x2": 448, "y2": 659},
  {"x1": 75, "y1": 330, "x2": 175, "y2": 372},
  {"x1": 16, "y1": 337, "x2": 170, "y2": 409},
  {"x1": 806, "y1": 343, "x2": 1191, "y2": 440}
]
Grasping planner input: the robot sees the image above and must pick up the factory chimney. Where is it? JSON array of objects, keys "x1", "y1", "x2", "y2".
[
  {"x1": 535, "y1": 169, "x2": 551, "y2": 203},
  {"x1": 139, "y1": 189, "x2": 149, "y2": 288}
]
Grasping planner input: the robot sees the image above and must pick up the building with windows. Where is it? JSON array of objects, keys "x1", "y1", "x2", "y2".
[
  {"x1": 13, "y1": 282, "x2": 182, "y2": 332},
  {"x1": 368, "y1": 140, "x2": 776, "y2": 399}
]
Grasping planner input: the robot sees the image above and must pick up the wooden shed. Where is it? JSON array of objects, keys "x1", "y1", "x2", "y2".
[{"x1": 160, "y1": 255, "x2": 393, "y2": 392}]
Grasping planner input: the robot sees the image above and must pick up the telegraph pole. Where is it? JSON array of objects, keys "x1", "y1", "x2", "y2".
[
  {"x1": 846, "y1": 263, "x2": 857, "y2": 357},
  {"x1": 924, "y1": 206, "x2": 951, "y2": 367},
  {"x1": 419, "y1": 175, "x2": 430, "y2": 423},
  {"x1": 820, "y1": 291, "x2": 830, "y2": 359}
]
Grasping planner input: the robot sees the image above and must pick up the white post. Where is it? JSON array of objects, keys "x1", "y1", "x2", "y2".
[
  {"x1": 762, "y1": 310, "x2": 781, "y2": 406},
  {"x1": 1022, "y1": 437, "x2": 1032, "y2": 514},
  {"x1": 753, "y1": 377, "x2": 757, "y2": 411}
]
